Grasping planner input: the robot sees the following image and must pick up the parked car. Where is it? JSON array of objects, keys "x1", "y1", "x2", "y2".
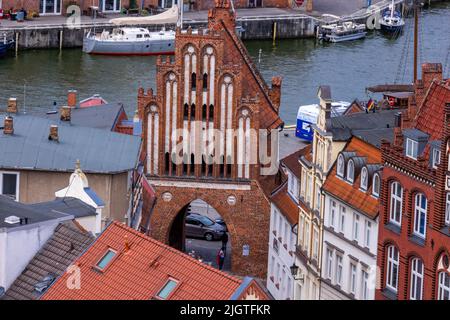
[
  {"x1": 185, "y1": 213, "x2": 226, "y2": 241},
  {"x1": 214, "y1": 218, "x2": 228, "y2": 232}
]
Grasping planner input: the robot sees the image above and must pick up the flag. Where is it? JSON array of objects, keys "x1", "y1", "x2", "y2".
[{"x1": 367, "y1": 99, "x2": 375, "y2": 111}]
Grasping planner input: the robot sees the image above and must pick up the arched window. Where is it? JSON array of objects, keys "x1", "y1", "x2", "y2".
[
  {"x1": 202, "y1": 73, "x2": 208, "y2": 90},
  {"x1": 372, "y1": 173, "x2": 380, "y2": 197},
  {"x1": 209, "y1": 104, "x2": 214, "y2": 121},
  {"x1": 202, "y1": 104, "x2": 207, "y2": 121},
  {"x1": 410, "y1": 258, "x2": 424, "y2": 300},
  {"x1": 183, "y1": 103, "x2": 189, "y2": 120},
  {"x1": 360, "y1": 167, "x2": 368, "y2": 190},
  {"x1": 337, "y1": 154, "x2": 345, "y2": 178},
  {"x1": 190, "y1": 104, "x2": 196, "y2": 121},
  {"x1": 389, "y1": 182, "x2": 403, "y2": 226},
  {"x1": 191, "y1": 73, "x2": 196, "y2": 90},
  {"x1": 438, "y1": 272, "x2": 450, "y2": 300},
  {"x1": 347, "y1": 160, "x2": 355, "y2": 183},
  {"x1": 413, "y1": 193, "x2": 427, "y2": 238},
  {"x1": 386, "y1": 245, "x2": 399, "y2": 292}
]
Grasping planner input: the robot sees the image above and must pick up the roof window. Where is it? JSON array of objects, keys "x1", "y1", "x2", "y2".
[
  {"x1": 156, "y1": 279, "x2": 178, "y2": 300},
  {"x1": 95, "y1": 249, "x2": 117, "y2": 271}
]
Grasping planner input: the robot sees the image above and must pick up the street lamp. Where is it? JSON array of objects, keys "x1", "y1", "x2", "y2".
[{"x1": 290, "y1": 263, "x2": 303, "y2": 281}]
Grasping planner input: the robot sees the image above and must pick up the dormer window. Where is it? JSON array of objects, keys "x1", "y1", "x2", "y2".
[
  {"x1": 406, "y1": 138, "x2": 418, "y2": 159},
  {"x1": 156, "y1": 279, "x2": 179, "y2": 300},
  {"x1": 95, "y1": 248, "x2": 117, "y2": 271},
  {"x1": 337, "y1": 154, "x2": 345, "y2": 178},
  {"x1": 372, "y1": 173, "x2": 380, "y2": 198},
  {"x1": 347, "y1": 160, "x2": 355, "y2": 183},
  {"x1": 432, "y1": 148, "x2": 441, "y2": 169},
  {"x1": 360, "y1": 167, "x2": 368, "y2": 191}
]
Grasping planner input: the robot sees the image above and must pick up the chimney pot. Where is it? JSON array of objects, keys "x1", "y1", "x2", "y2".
[
  {"x1": 49, "y1": 125, "x2": 59, "y2": 141},
  {"x1": 3, "y1": 116, "x2": 14, "y2": 135},
  {"x1": 67, "y1": 90, "x2": 77, "y2": 108},
  {"x1": 7, "y1": 98, "x2": 18, "y2": 114},
  {"x1": 60, "y1": 106, "x2": 71, "y2": 121}
]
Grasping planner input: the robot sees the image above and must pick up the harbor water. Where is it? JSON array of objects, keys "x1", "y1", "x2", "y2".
[{"x1": 0, "y1": 2, "x2": 449, "y2": 124}]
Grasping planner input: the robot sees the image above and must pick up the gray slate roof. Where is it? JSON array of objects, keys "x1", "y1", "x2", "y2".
[
  {"x1": 30, "y1": 197, "x2": 97, "y2": 219},
  {"x1": 44, "y1": 103, "x2": 125, "y2": 131},
  {"x1": 329, "y1": 109, "x2": 398, "y2": 147},
  {"x1": 0, "y1": 114, "x2": 141, "y2": 174},
  {"x1": 1, "y1": 221, "x2": 95, "y2": 300},
  {"x1": 0, "y1": 195, "x2": 70, "y2": 230}
]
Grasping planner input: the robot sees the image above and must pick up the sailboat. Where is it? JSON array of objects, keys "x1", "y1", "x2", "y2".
[
  {"x1": 82, "y1": 5, "x2": 180, "y2": 56},
  {"x1": 380, "y1": 0, "x2": 405, "y2": 33}
]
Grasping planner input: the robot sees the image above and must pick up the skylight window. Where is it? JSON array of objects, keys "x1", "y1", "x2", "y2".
[
  {"x1": 156, "y1": 279, "x2": 178, "y2": 300},
  {"x1": 96, "y1": 249, "x2": 117, "y2": 271}
]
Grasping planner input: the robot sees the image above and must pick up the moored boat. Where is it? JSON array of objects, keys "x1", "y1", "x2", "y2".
[
  {"x1": 380, "y1": 0, "x2": 405, "y2": 33},
  {"x1": 83, "y1": 5, "x2": 179, "y2": 56},
  {"x1": 318, "y1": 21, "x2": 367, "y2": 43},
  {"x1": 0, "y1": 34, "x2": 14, "y2": 57}
]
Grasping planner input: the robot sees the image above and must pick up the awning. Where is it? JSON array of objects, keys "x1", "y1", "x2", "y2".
[{"x1": 109, "y1": 5, "x2": 179, "y2": 26}]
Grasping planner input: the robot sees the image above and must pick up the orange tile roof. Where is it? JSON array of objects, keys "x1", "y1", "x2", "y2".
[
  {"x1": 322, "y1": 136, "x2": 381, "y2": 219},
  {"x1": 270, "y1": 183, "x2": 299, "y2": 225},
  {"x1": 41, "y1": 221, "x2": 245, "y2": 300},
  {"x1": 281, "y1": 145, "x2": 310, "y2": 180}
]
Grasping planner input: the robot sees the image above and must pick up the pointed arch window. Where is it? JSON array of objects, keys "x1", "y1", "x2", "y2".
[
  {"x1": 183, "y1": 103, "x2": 189, "y2": 120},
  {"x1": 203, "y1": 73, "x2": 208, "y2": 90},
  {"x1": 209, "y1": 104, "x2": 214, "y2": 121},
  {"x1": 191, "y1": 73, "x2": 196, "y2": 90},
  {"x1": 202, "y1": 104, "x2": 207, "y2": 121},
  {"x1": 191, "y1": 104, "x2": 196, "y2": 121}
]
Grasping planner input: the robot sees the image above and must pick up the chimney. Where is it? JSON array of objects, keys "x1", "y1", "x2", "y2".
[
  {"x1": 421, "y1": 63, "x2": 442, "y2": 92},
  {"x1": 269, "y1": 76, "x2": 282, "y2": 112},
  {"x1": 7, "y1": 98, "x2": 18, "y2": 114},
  {"x1": 67, "y1": 90, "x2": 77, "y2": 108},
  {"x1": 394, "y1": 112, "x2": 402, "y2": 128},
  {"x1": 3, "y1": 116, "x2": 14, "y2": 135},
  {"x1": 49, "y1": 125, "x2": 59, "y2": 141},
  {"x1": 60, "y1": 106, "x2": 71, "y2": 121}
]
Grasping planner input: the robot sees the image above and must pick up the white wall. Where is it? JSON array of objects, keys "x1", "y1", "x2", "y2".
[
  {"x1": 0, "y1": 220, "x2": 68, "y2": 290},
  {"x1": 267, "y1": 203, "x2": 297, "y2": 300},
  {"x1": 321, "y1": 193, "x2": 378, "y2": 300}
]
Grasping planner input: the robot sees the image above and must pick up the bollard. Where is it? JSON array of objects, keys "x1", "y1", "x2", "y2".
[
  {"x1": 59, "y1": 30, "x2": 63, "y2": 51},
  {"x1": 272, "y1": 22, "x2": 277, "y2": 46}
]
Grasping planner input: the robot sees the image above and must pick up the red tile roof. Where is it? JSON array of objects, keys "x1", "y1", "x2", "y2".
[
  {"x1": 414, "y1": 80, "x2": 450, "y2": 141},
  {"x1": 281, "y1": 145, "x2": 310, "y2": 180},
  {"x1": 42, "y1": 222, "x2": 247, "y2": 300},
  {"x1": 270, "y1": 183, "x2": 299, "y2": 225},
  {"x1": 322, "y1": 136, "x2": 381, "y2": 219}
]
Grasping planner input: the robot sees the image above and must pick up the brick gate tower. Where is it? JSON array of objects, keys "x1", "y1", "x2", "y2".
[{"x1": 137, "y1": 0, "x2": 283, "y2": 277}]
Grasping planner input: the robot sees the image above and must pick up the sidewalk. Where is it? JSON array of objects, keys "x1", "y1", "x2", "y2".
[{"x1": 0, "y1": 1, "x2": 386, "y2": 29}]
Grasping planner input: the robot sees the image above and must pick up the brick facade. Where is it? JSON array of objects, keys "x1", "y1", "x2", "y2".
[
  {"x1": 137, "y1": 0, "x2": 283, "y2": 278},
  {"x1": 376, "y1": 63, "x2": 450, "y2": 300}
]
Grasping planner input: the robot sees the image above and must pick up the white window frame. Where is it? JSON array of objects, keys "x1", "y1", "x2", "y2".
[
  {"x1": 410, "y1": 258, "x2": 424, "y2": 300},
  {"x1": 312, "y1": 228, "x2": 319, "y2": 260},
  {"x1": 353, "y1": 213, "x2": 360, "y2": 241},
  {"x1": 372, "y1": 173, "x2": 380, "y2": 197},
  {"x1": 335, "y1": 254, "x2": 343, "y2": 286},
  {"x1": 438, "y1": 272, "x2": 450, "y2": 300},
  {"x1": 347, "y1": 160, "x2": 355, "y2": 183},
  {"x1": 386, "y1": 245, "x2": 399, "y2": 292},
  {"x1": 326, "y1": 248, "x2": 333, "y2": 280},
  {"x1": 329, "y1": 199, "x2": 336, "y2": 228},
  {"x1": 364, "y1": 220, "x2": 371, "y2": 248},
  {"x1": 315, "y1": 182, "x2": 321, "y2": 211},
  {"x1": 339, "y1": 206, "x2": 346, "y2": 233},
  {"x1": 445, "y1": 193, "x2": 450, "y2": 226},
  {"x1": 304, "y1": 220, "x2": 310, "y2": 252},
  {"x1": 360, "y1": 167, "x2": 368, "y2": 190},
  {"x1": 0, "y1": 171, "x2": 20, "y2": 201},
  {"x1": 361, "y1": 269, "x2": 369, "y2": 300},
  {"x1": 337, "y1": 154, "x2": 345, "y2": 178},
  {"x1": 413, "y1": 193, "x2": 427, "y2": 238},
  {"x1": 389, "y1": 182, "x2": 403, "y2": 226},
  {"x1": 432, "y1": 148, "x2": 441, "y2": 169},
  {"x1": 298, "y1": 215, "x2": 305, "y2": 247},
  {"x1": 406, "y1": 138, "x2": 418, "y2": 160},
  {"x1": 350, "y1": 263, "x2": 357, "y2": 295}
]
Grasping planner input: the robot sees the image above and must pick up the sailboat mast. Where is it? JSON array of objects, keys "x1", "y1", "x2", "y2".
[
  {"x1": 413, "y1": 0, "x2": 419, "y2": 82},
  {"x1": 391, "y1": 0, "x2": 394, "y2": 19}
]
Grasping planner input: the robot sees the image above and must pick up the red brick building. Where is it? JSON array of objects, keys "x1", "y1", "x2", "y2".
[
  {"x1": 137, "y1": 0, "x2": 283, "y2": 278},
  {"x1": 376, "y1": 63, "x2": 450, "y2": 300}
]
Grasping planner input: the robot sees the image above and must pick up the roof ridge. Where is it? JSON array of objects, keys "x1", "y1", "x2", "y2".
[{"x1": 110, "y1": 221, "x2": 243, "y2": 285}]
